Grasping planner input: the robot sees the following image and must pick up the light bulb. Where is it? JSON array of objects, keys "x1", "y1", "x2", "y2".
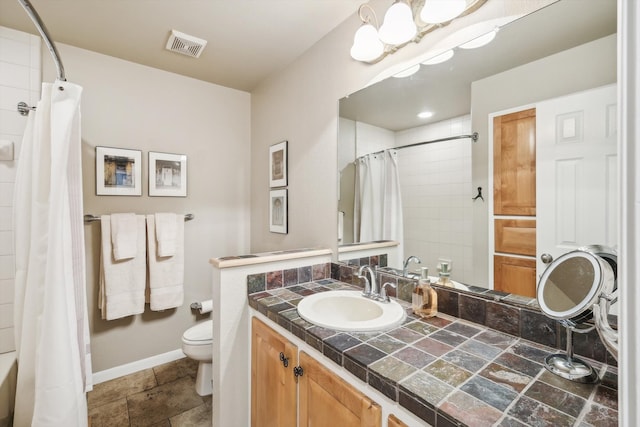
[
  {"x1": 378, "y1": 1, "x2": 417, "y2": 46},
  {"x1": 350, "y1": 23, "x2": 384, "y2": 61},
  {"x1": 420, "y1": 0, "x2": 467, "y2": 24}
]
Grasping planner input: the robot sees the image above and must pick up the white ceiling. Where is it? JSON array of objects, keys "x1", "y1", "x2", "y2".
[{"x1": 0, "y1": 0, "x2": 363, "y2": 92}]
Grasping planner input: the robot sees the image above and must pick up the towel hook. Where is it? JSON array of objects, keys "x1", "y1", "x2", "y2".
[{"x1": 472, "y1": 187, "x2": 484, "y2": 202}]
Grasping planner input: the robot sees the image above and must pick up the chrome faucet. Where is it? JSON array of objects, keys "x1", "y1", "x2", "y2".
[
  {"x1": 403, "y1": 255, "x2": 422, "y2": 277},
  {"x1": 356, "y1": 265, "x2": 378, "y2": 298},
  {"x1": 379, "y1": 282, "x2": 397, "y2": 303}
]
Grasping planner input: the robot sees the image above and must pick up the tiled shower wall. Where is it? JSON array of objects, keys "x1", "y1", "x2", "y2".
[
  {"x1": 0, "y1": 26, "x2": 41, "y2": 353},
  {"x1": 340, "y1": 116, "x2": 473, "y2": 282},
  {"x1": 396, "y1": 115, "x2": 473, "y2": 283}
]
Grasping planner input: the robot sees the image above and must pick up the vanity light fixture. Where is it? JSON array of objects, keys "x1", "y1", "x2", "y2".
[
  {"x1": 350, "y1": 4, "x2": 385, "y2": 62},
  {"x1": 459, "y1": 28, "x2": 499, "y2": 49},
  {"x1": 350, "y1": 0, "x2": 488, "y2": 63},
  {"x1": 421, "y1": 49, "x2": 454, "y2": 65},
  {"x1": 420, "y1": 0, "x2": 467, "y2": 24},
  {"x1": 378, "y1": 0, "x2": 417, "y2": 45}
]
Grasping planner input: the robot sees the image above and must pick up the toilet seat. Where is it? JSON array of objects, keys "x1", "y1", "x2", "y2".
[{"x1": 182, "y1": 320, "x2": 212, "y2": 345}]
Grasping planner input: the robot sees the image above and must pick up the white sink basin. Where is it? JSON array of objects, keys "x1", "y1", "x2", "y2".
[{"x1": 296, "y1": 290, "x2": 406, "y2": 332}]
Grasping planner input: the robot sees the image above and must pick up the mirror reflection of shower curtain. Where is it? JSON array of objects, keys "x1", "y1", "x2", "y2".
[
  {"x1": 354, "y1": 150, "x2": 404, "y2": 248},
  {"x1": 13, "y1": 82, "x2": 92, "y2": 426}
]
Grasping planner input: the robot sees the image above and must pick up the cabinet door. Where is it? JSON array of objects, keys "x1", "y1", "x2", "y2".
[
  {"x1": 495, "y1": 219, "x2": 536, "y2": 257},
  {"x1": 251, "y1": 317, "x2": 297, "y2": 427},
  {"x1": 493, "y1": 108, "x2": 537, "y2": 215},
  {"x1": 388, "y1": 414, "x2": 408, "y2": 427},
  {"x1": 298, "y1": 351, "x2": 381, "y2": 427},
  {"x1": 494, "y1": 255, "x2": 537, "y2": 297}
]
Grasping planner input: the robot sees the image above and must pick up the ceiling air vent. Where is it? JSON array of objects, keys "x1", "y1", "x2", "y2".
[{"x1": 165, "y1": 30, "x2": 207, "y2": 58}]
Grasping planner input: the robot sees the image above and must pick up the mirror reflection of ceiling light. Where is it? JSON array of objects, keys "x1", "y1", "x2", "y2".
[
  {"x1": 422, "y1": 49, "x2": 454, "y2": 65},
  {"x1": 417, "y1": 111, "x2": 434, "y2": 119},
  {"x1": 420, "y1": 0, "x2": 467, "y2": 24},
  {"x1": 459, "y1": 28, "x2": 498, "y2": 49},
  {"x1": 378, "y1": 0, "x2": 417, "y2": 45},
  {"x1": 392, "y1": 64, "x2": 420, "y2": 78}
]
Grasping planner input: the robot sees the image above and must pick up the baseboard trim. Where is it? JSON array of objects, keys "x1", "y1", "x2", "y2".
[{"x1": 92, "y1": 349, "x2": 185, "y2": 385}]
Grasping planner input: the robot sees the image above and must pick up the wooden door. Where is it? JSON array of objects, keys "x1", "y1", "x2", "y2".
[
  {"x1": 298, "y1": 351, "x2": 381, "y2": 427},
  {"x1": 251, "y1": 317, "x2": 297, "y2": 427},
  {"x1": 494, "y1": 255, "x2": 537, "y2": 297},
  {"x1": 493, "y1": 108, "x2": 537, "y2": 215},
  {"x1": 536, "y1": 84, "x2": 617, "y2": 274},
  {"x1": 495, "y1": 219, "x2": 536, "y2": 257}
]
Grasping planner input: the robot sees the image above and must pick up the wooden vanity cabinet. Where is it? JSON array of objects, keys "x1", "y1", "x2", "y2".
[
  {"x1": 298, "y1": 351, "x2": 381, "y2": 427},
  {"x1": 388, "y1": 414, "x2": 408, "y2": 427},
  {"x1": 251, "y1": 317, "x2": 381, "y2": 427},
  {"x1": 251, "y1": 317, "x2": 297, "y2": 427}
]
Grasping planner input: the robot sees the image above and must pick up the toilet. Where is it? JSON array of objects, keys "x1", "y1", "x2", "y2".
[{"x1": 181, "y1": 319, "x2": 213, "y2": 396}]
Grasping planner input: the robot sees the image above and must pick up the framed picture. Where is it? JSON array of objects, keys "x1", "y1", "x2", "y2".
[
  {"x1": 269, "y1": 140, "x2": 287, "y2": 188},
  {"x1": 269, "y1": 189, "x2": 288, "y2": 234},
  {"x1": 149, "y1": 151, "x2": 188, "y2": 197},
  {"x1": 96, "y1": 146, "x2": 142, "y2": 196}
]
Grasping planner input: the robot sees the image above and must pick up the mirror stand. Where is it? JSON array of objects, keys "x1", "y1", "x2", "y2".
[{"x1": 544, "y1": 320, "x2": 599, "y2": 384}]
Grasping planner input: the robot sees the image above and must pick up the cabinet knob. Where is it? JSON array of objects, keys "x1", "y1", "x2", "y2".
[
  {"x1": 279, "y1": 352, "x2": 289, "y2": 368},
  {"x1": 293, "y1": 366, "x2": 304, "y2": 377}
]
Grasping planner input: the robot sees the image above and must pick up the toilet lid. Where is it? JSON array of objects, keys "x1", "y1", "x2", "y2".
[{"x1": 183, "y1": 320, "x2": 212, "y2": 342}]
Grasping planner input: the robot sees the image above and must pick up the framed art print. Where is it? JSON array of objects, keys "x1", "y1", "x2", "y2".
[
  {"x1": 149, "y1": 151, "x2": 188, "y2": 197},
  {"x1": 269, "y1": 140, "x2": 287, "y2": 188},
  {"x1": 96, "y1": 146, "x2": 142, "y2": 196},
  {"x1": 269, "y1": 189, "x2": 288, "y2": 234}
]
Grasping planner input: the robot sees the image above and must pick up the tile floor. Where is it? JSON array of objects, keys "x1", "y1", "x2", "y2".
[{"x1": 87, "y1": 357, "x2": 212, "y2": 427}]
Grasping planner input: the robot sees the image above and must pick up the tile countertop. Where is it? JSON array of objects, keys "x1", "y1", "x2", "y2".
[
  {"x1": 209, "y1": 248, "x2": 331, "y2": 269},
  {"x1": 248, "y1": 279, "x2": 618, "y2": 427}
]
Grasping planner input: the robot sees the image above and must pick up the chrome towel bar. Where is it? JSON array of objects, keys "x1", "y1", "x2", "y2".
[{"x1": 84, "y1": 213, "x2": 194, "y2": 223}]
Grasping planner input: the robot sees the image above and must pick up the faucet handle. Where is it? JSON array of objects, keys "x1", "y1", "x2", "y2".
[
  {"x1": 379, "y1": 282, "x2": 397, "y2": 303},
  {"x1": 356, "y1": 274, "x2": 371, "y2": 297}
]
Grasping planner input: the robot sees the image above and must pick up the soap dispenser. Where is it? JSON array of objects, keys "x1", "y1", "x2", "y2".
[
  {"x1": 437, "y1": 261, "x2": 452, "y2": 287},
  {"x1": 412, "y1": 267, "x2": 438, "y2": 318}
]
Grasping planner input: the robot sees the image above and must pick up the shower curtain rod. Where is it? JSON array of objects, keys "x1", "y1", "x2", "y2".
[
  {"x1": 360, "y1": 132, "x2": 479, "y2": 158},
  {"x1": 16, "y1": 0, "x2": 66, "y2": 116}
]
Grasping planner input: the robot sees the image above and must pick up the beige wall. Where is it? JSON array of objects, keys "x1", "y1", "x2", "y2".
[
  {"x1": 470, "y1": 34, "x2": 617, "y2": 286},
  {"x1": 249, "y1": 0, "x2": 554, "y2": 254},
  {"x1": 44, "y1": 44, "x2": 251, "y2": 371},
  {"x1": 36, "y1": 0, "x2": 555, "y2": 372}
]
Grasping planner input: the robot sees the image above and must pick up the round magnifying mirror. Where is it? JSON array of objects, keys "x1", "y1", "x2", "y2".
[
  {"x1": 537, "y1": 249, "x2": 616, "y2": 322},
  {"x1": 536, "y1": 246, "x2": 617, "y2": 382}
]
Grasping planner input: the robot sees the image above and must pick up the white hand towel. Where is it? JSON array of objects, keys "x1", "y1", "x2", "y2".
[
  {"x1": 110, "y1": 213, "x2": 138, "y2": 260},
  {"x1": 99, "y1": 214, "x2": 146, "y2": 320},
  {"x1": 146, "y1": 214, "x2": 184, "y2": 311},
  {"x1": 155, "y1": 212, "x2": 177, "y2": 257}
]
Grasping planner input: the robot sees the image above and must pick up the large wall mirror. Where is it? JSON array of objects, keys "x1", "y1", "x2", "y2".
[{"x1": 337, "y1": 0, "x2": 617, "y2": 297}]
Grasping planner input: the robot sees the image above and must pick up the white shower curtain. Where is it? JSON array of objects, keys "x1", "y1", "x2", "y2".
[
  {"x1": 13, "y1": 81, "x2": 92, "y2": 426},
  {"x1": 354, "y1": 150, "x2": 404, "y2": 249}
]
